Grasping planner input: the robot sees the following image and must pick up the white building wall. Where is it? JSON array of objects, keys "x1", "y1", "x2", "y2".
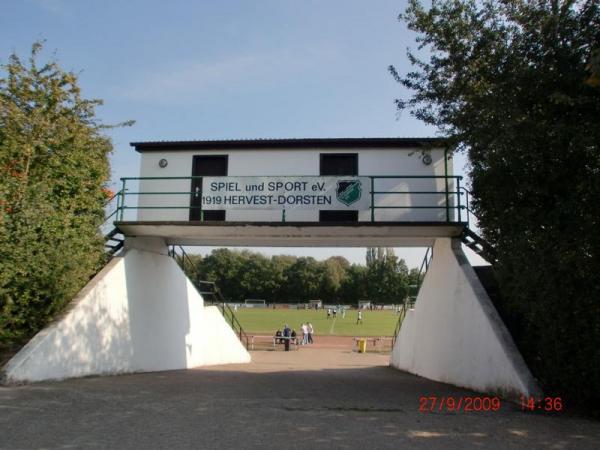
[
  {"x1": 133, "y1": 147, "x2": 454, "y2": 222},
  {"x1": 2, "y1": 243, "x2": 250, "y2": 383},
  {"x1": 390, "y1": 238, "x2": 541, "y2": 400}
]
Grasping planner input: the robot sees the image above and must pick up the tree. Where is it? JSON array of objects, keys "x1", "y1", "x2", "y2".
[
  {"x1": 321, "y1": 256, "x2": 350, "y2": 303},
  {"x1": 340, "y1": 264, "x2": 368, "y2": 305},
  {"x1": 0, "y1": 43, "x2": 130, "y2": 350},
  {"x1": 240, "y1": 252, "x2": 278, "y2": 300},
  {"x1": 187, "y1": 248, "x2": 418, "y2": 306},
  {"x1": 392, "y1": 0, "x2": 600, "y2": 411},
  {"x1": 407, "y1": 267, "x2": 422, "y2": 299},
  {"x1": 270, "y1": 255, "x2": 296, "y2": 302},
  {"x1": 197, "y1": 248, "x2": 246, "y2": 301},
  {"x1": 283, "y1": 257, "x2": 324, "y2": 302},
  {"x1": 365, "y1": 247, "x2": 410, "y2": 304}
]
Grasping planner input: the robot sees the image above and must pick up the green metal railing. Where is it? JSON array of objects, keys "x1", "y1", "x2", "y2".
[
  {"x1": 112, "y1": 175, "x2": 468, "y2": 223},
  {"x1": 197, "y1": 280, "x2": 250, "y2": 351},
  {"x1": 101, "y1": 191, "x2": 125, "y2": 255},
  {"x1": 168, "y1": 245, "x2": 200, "y2": 281},
  {"x1": 168, "y1": 245, "x2": 250, "y2": 350},
  {"x1": 101, "y1": 190, "x2": 122, "y2": 228},
  {"x1": 391, "y1": 246, "x2": 433, "y2": 347}
]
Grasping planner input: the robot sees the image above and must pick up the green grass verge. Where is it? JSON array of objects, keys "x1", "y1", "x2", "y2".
[{"x1": 234, "y1": 308, "x2": 399, "y2": 337}]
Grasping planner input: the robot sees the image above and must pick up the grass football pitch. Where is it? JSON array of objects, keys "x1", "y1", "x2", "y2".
[{"x1": 234, "y1": 308, "x2": 399, "y2": 337}]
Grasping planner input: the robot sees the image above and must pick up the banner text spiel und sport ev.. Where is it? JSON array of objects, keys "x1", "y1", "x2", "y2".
[{"x1": 201, "y1": 176, "x2": 370, "y2": 210}]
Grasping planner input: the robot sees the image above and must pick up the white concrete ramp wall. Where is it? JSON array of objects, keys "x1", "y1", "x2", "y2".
[
  {"x1": 390, "y1": 238, "x2": 541, "y2": 400},
  {"x1": 2, "y1": 241, "x2": 250, "y2": 383}
]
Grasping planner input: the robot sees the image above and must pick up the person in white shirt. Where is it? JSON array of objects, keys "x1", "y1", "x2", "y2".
[
  {"x1": 307, "y1": 322, "x2": 314, "y2": 344},
  {"x1": 301, "y1": 323, "x2": 309, "y2": 345}
]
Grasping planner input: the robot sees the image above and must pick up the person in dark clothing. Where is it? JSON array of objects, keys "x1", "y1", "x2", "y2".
[
  {"x1": 290, "y1": 329, "x2": 298, "y2": 345},
  {"x1": 282, "y1": 324, "x2": 292, "y2": 351}
]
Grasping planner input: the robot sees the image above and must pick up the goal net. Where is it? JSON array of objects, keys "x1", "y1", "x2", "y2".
[{"x1": 244, "y1": 299, "x2": 266, "y2": 308}]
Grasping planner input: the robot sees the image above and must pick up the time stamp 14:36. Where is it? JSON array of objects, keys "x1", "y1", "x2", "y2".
[
  {"x1": 418, "y1": 396, "x2": 563, "y2": 412},
  {"x1": 520, "y1": 396, "x2": 563, "y2": 412}
]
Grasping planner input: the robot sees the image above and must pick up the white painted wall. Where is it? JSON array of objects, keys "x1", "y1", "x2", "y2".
[
  {"x1": 2, "y1": 243, "x2": 250, "y2": 383},
  {"x1": 390, "y1": 238, "x2": 541, "y2": 400},
  {"x1": 133, "y1": 147, "x2": 455, "y2": 222}
]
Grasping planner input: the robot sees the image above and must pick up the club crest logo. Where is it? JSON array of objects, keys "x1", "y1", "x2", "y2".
[{"x1": 336, "y1": 180, "x2": 362, "y2": 206}]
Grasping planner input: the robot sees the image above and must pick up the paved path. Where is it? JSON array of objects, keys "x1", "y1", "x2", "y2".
[{"x1": 1, "y1": 348, "x2": 599, "y2": 449}]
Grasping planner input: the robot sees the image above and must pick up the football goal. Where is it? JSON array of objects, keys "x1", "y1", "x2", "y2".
[
  {"x1": 308, "y1": 299, "x2": 322, "y2": 309},
  {"x1": 244, "y1": 299, "x2": 267, "y2": 308}
]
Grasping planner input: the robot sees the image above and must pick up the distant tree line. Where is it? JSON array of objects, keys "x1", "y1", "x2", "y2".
[{"x1": 179, "y1": 247, "x2": 422, "y2": 305}]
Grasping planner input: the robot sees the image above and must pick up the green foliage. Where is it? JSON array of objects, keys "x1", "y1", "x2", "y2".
[
  {"x1": 0, "y1": 43, "x2": 123, "y2": 351},
  {"x1": 392, "y1": 0, "x2": 600, "y2": 411},
  {"x1": 182, "y1": 247, "x2": 416, "y2": 305},
  {"x1": 365, "y1": 247, "x2": 410, "y2": 303}
]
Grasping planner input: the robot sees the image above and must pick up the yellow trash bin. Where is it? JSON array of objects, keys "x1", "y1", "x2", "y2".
[{"x1": 358, "y1": 338, "x2": 367, "y2": 353}]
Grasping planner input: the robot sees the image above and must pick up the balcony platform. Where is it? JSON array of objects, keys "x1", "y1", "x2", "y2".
[{"x1": 115, "y1": 221, "x2": 467, "y2": 247}]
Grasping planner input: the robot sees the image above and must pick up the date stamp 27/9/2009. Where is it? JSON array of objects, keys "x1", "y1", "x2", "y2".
[
  {"x1": 419, "y1": 396, "x2": 502, "y2": 413},
  {"x1": 418, "y1": 396, "x2": 564, "y2": 413}
]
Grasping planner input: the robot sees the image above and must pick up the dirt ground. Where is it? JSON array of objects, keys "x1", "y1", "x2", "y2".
[{"x1": 1, "y1": 347, "x2": 599, "y2": 449}]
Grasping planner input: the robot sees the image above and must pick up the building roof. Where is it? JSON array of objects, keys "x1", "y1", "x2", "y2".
[{"x1": 130, "y1": 137, "x2": 444, "y2": 152}]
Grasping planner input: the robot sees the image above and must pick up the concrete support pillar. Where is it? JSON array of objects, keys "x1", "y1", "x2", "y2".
[
  {"x1": 1, "y1": 241, "x2": 250, "y2": 383},
  {"x1": 390, "y1": 238, "x2": 541, "y2": 400}
]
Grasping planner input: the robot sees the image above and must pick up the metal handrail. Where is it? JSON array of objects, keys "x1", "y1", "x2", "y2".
[
  {"x1": 459, "y1": 186, "x2": 483, "y2": 229},
  {"x1": 168, "y1": 247, "x2": 250, "y2": 350},
  {"x1": 418, "y1": 247, "x2": 433, "y2": 280},
  {"x1": 102, "y1": 189, "x2": 122, "y2": 223},
  {"x1": 115, "y1": 175, "x2": 468, "y2": 224},
  {"x1": 170, "y1": 245, "x2": 199, "y2": 282},
  {"x1": 198, "y1": 281, "x2": 249, "y2": 350},
  {"x1": 101, "y1": 190, "x2": 124, "y2": 253},
  {"x1": 120, "y1": 175, "x2": 462, "y2": 180},
  {"x1": 391, "y1": 246, "x2": 433, "y2": 347},
  {"x1": 212, "y1": 289, "x2": 250, "y2": 350}
]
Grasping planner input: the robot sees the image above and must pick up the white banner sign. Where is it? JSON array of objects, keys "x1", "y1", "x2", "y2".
[{"x1": 201, "y1": 177, "x2": 370, "y2": 210}]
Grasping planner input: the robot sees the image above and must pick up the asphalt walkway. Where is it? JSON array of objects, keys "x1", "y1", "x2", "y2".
[{"x1": 1, "y1": 348, "x2": 599, "y2": 449}]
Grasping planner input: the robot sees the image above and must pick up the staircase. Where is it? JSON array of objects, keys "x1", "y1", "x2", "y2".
[
  {"x1": 104, "y1": 228, "x2": 124, "y2": 256},
  {"x1": 101, "y1": 191, "x2": 124, "y2": 256},
  {"x1": 168, "y1": 246, "x2": 250, "y2": 350},
  {"x1": 461, "y1": 228, "x2": 497, "y2": 263}
]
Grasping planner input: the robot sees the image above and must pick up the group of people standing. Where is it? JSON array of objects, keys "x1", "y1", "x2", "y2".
[
  {"x1": 326, "y1": 307, "x2": 346, "y2": 319},
  {"x1": 300, "y1": 322, "x2": 314, "y2": 345}
]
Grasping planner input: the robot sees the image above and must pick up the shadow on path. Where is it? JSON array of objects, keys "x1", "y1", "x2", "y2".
[{"x1": 0, "y1": 349, "x2": 598, "y2": 449}]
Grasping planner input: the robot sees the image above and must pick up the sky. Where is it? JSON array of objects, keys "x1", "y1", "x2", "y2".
[{"x1": 1, "y1": 0, "x2": 484, "y2": 267}]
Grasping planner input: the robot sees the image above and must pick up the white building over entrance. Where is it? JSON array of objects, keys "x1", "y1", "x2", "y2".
[{"x1": 127, "y1": 137, "x2": 458, "y2": 224}]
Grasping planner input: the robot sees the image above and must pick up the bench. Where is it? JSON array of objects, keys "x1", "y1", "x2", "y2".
[
  {"x1": 353, "y1": 336, "x2": 393, "y2": 352},
  {"x1": 272, "y1": 335, "x2": 299, "y2": 350}
]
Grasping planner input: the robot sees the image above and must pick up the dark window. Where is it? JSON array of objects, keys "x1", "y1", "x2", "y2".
[
  {"x1": 319, "y1": 210, "x2": 359, "y2": 222},
  {"x1": 319, "y1": 153, "x2": 358, "y2": 175},
  {"x1": 190, "y1": 155, "x2": 228, "y2": 221},
  {"x1": 319, "y1": 153, "x2": 359, "y2": 222}
]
